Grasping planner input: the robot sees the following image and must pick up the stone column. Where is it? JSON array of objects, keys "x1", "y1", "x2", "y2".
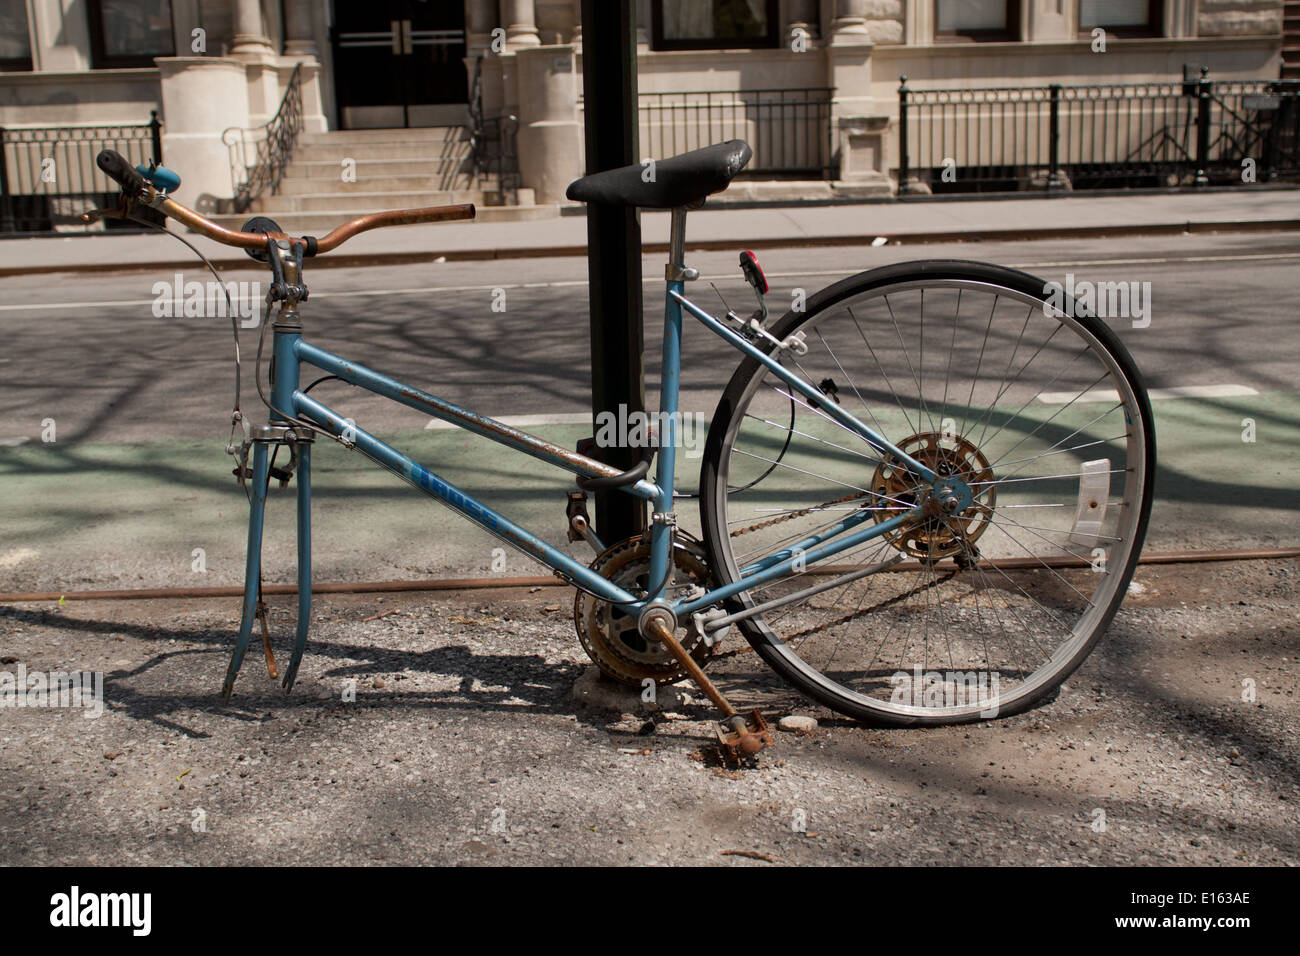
[
  {"x1": 469, "y1": 0, "x2": 499, "y2": 55},
  {"x1": 829, "y1": 0, "x2": 871, "y2": 43},
  {"x1": 515, "y1": 45, "x2": 581, "y2": 203},
  {"x1": 231, "y1": 0, "x2": 275, "y2": 57},
  {"x1": 283, "y1": 0, "x2": 318, "y2": 57},
  {"x1": 569, "y1": 0, "x2": 582, "y2": 45},
  {"x1": 156, "y1": 57, "x2": 252, "y2": 213},
  {"x1": 825, "y1": 0, "x2": 891, "y2": 195},
  {"x1": 230, "y1": 0, "x2": 281, "y2": 130},
  {"x1": 503, "y1": 0, "x2": 541, "y2": 48},
  {"x1": 787, "y1": 0, "x2": 820, "y2": 47}
]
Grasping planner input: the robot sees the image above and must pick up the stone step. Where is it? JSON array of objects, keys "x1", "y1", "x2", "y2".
[
  {"x1": 281, "y1": 158, "x2": 473, "y2": 181},
  {"x1": 275, "y1": 174, "x2": 475, "y2": 196},
  {"x1": 297, "y1": 127, "x2": 469, "y2": 147},
  {"x1": 252, "y1": 189, "x2": 481, "y2": 213},
  {"x1": 284, "y1": 142, "x2": 472, "y2": 162}
]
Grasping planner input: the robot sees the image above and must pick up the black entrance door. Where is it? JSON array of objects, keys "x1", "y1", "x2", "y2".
[{"x1": 331, "y1": 0, "x2": 468, "y2": 129}]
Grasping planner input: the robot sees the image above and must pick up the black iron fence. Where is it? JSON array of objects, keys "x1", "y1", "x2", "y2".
[
  {"x1": 638, "y1": 88, "x2": 834, "y2": 178},
  {"x1": 222, "y1": 62, "x2": 304, "y2": 214},
  {"x1": 0, "y1": 112, "x2": 162, "y2": 234},
  {"x1": 898, "y1": 70, "x2": 1300, "y2": 193}
]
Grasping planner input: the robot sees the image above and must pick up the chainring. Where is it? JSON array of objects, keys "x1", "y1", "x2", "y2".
[{"x1": 573, "y1": 534, "x2": 715, "y2": 686}]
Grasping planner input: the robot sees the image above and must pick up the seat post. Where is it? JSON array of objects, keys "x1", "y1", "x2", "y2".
[{"x1": 666, "y1": 206, "x2": 688, "y2": 281}]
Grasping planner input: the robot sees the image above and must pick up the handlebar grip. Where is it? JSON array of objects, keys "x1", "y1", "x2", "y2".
[{"x1": 97, "y1": 149, "x2": 148, "y2": 195}]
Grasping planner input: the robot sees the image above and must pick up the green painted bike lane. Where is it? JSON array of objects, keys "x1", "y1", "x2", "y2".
[{"x1": 1, "y1": 392, "x2": 1296, "y2": 595}]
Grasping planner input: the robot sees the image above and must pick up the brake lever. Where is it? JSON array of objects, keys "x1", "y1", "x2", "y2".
[
  {"x1": 78, "y1": 195, "x2": 132, "y2": 225},
  {"x1": 79, "y1": 183, "x2": 155, "y2": 225}
]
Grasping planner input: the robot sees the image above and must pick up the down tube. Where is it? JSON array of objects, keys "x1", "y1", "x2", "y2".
[{"x1": 290, "y1": 391, "x2": 642, "y2": 607}]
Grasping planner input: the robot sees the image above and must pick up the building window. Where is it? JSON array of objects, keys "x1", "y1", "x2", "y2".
[
  {"x1": 88, "y1": 0, "x2": 175, "y2": 69},
  {"x1": 0, "y1": 0, "x2": 33, "y2": 71},
  {"x1": 935, "y1": 0, "x2": 1020, "y2": 41},
  {"x1": 1080, "y1": 0, "x2": 1163, "y2": 37},
  {"x1": 651, "y1": 0, "x2": 779, "y2": 51}
]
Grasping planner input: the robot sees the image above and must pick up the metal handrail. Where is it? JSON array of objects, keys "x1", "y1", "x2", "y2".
[
  {"x1": 468, "y1": 56, "x2": 520, "y2": 204},
  {"x1": 221, "y1": 62, "x2": 304, "y2": 214}
]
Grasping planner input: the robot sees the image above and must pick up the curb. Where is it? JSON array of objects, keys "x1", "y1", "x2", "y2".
[{"x1": 3, "y1": 217, "x2": 1298, "y2": 278}]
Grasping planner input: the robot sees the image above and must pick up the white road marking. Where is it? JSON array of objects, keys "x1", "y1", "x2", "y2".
[
  {"x1": 0, "y1": 437, "x2": 31, "y2": 446},
  {"x1": 424, "y1": 412, "x2": 589, "y2": 430},
  {"x1": 5, "y1": 251, "x2": 1300, "y2": 313},
  {"x1": 1038, "y1": 383, "x2": 1258, "y2": 404}
]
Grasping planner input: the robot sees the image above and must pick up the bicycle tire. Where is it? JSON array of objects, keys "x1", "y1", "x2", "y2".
[{"x1": 698, "y1": 259, "x2": 1155, "y2": 725}]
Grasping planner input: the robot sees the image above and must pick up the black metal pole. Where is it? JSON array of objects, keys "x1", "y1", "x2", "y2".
[
  {"x1": 1195, "y1": 67, "x2": 1211, "y2": 186},
  {"x1": 897, "y1": 77, "x2": 909, "y2": 194},
  {"x1": 1048, "y1": 83, "x2": 1061, "y2": 190},
  {"x1": 0, "y1": 126, "x2": 11, "y2": 233},
  {"x1": 579, "y1": 0, "x2": 646, "y2": 546},
  {"x1": 149, "y1": 109, "x2": 163, "y2": 165}
]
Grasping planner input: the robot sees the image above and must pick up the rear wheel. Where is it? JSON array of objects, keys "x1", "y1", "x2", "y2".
[{"x1": 698, "y1": 260, "x2": 1155, "y2": 725}]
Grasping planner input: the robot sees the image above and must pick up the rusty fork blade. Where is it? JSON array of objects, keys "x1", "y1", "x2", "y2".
[{"x1": 257, "y1": 600, "x2": 279, "y2": 680}]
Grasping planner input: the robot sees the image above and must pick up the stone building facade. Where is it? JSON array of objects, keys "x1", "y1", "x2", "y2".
[{"x1": 0, "y1": 0, "x2": 1288, "y2": 214}]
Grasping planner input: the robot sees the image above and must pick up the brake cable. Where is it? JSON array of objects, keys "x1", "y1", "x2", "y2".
[{"x1": 127, "y1": 213, "x2": 243, "y2": 439}]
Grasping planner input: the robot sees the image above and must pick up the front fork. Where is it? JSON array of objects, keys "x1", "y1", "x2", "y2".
[{"x1": 222, "y1": 319, "x2": 314, "y2": 699}]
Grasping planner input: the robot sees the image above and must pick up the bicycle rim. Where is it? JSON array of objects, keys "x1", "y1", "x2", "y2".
[{"x1": 699, "y1": 263, "x2": 1154, "y2": 725}]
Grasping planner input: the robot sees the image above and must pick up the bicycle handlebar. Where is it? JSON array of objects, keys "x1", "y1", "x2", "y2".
[
  {"x1": 97, "y1": 148, "x2": 149, "y2": 196},
  {"x1": 92, "y1": 148, "x2": 476, "y2": 255}
]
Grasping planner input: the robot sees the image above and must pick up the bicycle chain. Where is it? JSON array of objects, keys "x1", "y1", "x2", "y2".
[{"x1": 728, "y1": 491, "x2": 870, "y2": 538}]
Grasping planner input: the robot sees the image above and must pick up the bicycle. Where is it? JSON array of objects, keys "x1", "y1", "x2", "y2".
[{"x1": 88, "y1": 141, "x2": 1154, "y2": 757}]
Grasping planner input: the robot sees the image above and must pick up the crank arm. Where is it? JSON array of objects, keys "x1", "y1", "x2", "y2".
[{"x1": 642, "y1": 612, "x2": 773, "y2": 759}]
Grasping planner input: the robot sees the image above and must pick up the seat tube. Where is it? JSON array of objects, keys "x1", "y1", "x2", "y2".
[{"x1": 648, "y1": 207, "x2": 689, "y2": 595}]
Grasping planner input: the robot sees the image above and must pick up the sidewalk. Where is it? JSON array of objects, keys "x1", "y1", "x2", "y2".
[{"x1": 3, "y1": 188, "x2": 1298, "y2": 276}]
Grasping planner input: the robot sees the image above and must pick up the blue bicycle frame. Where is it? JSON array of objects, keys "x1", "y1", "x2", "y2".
[{"x1": 224, "y1": 208, "x2": 937, "y2": 696}]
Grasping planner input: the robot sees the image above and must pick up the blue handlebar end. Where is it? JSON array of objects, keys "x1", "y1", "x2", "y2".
[{"x1": 137, "y1": 163, "x2": 182, "y2": 195}]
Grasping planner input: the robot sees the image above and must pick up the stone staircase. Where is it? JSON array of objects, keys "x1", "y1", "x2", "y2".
[
  {"x1": 210, "y1": 126, "x2": 546, "y2": 235},
  {"x1": 1286, "y1": 1, "x2": 1300, "y2": 79}
]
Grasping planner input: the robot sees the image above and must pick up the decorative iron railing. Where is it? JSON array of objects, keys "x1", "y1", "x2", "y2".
[
  {"x1": 0, "y1": 112, "x2": 163, "y2": 234},
  {"x1": 222, "y1": 62, "x2": 304, "y2": 213},
  {"x1": 898, "y1": 70, "x2": 1300, "y2": 193},
  {"x1": 637, "y1": 88, "x2": 834, "y2": 179},
  {"x1": 468, "y1": 56, "x2": 520, "y2": 205}
]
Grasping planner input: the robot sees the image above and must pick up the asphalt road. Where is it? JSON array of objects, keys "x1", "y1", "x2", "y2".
[
  {"x1": 2, "y1": 231, "x2": 1298, "y2": 595},
  {"x1": 1, "y1": 232, "x2": 1298, "y2": 443}
]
